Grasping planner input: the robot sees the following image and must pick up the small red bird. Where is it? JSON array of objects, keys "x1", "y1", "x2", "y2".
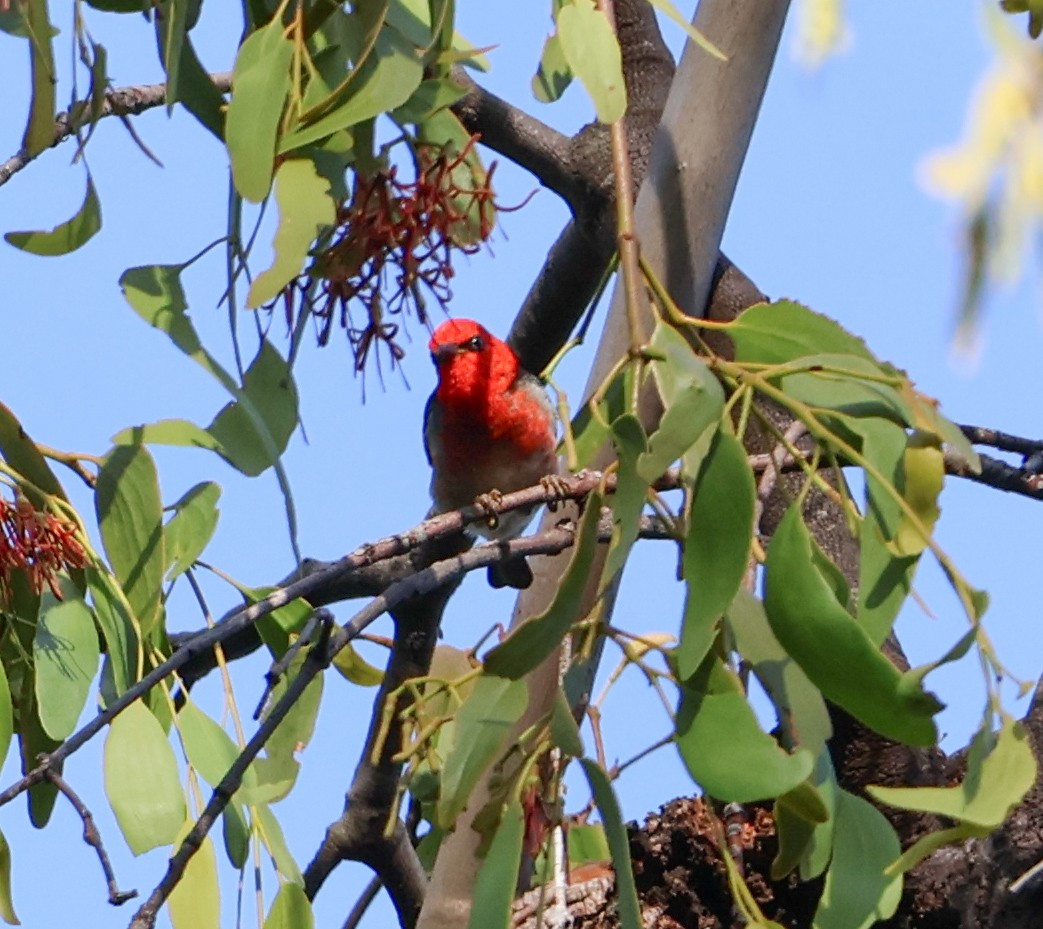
[{"x1": 424, "y1": 318, "x2": 559, "y2": 588}]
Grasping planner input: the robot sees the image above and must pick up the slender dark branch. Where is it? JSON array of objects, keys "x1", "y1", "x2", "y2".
[
  {"x1": 450, "y1": 67, "x2": 576, "y2": 203},
  {"x1": 0, "y1": 73, "x2": 232, "y2": 188},
  {"x1": 946, "y1": 449, "x2": 1043, "y2": 500},
  {"x1": 959, "y1": 424, "x2": 1043, "y2": 459},
  {"x1": 43, "y1": 769, "x2": 137, "y2": 906},
  {"x1": 343, "y1": 875, "x2": 383, "y2": 929}
]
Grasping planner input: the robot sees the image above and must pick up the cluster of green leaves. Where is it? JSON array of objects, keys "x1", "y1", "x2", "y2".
[
  {"x1": 425, "y1": 299, "x2": 1036, "y2": 929},
  {"x1": 0, "y1": 390, "x2": 357, "y2": 926}
]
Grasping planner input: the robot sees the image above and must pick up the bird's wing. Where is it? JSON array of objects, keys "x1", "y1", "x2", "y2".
[{"x1": 422, "y1": 391, "x2": 440, "y2": 466}]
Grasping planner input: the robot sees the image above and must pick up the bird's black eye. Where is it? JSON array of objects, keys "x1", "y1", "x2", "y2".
[{"x1": 465, "y1": 335, "x2": 484, "y2": 352}]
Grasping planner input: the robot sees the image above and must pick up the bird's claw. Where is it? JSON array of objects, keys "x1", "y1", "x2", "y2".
[
  {"x1": 474, "y1": 490, "x2": 504, "y2": 531},
  {"x1": 540, "y1": 474, "x2": 571, "y2": 512}
]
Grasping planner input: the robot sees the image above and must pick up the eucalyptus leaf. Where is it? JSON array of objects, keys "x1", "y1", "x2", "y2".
[
  {"x1": 248, "y1": 159, "x2": 336, "y2": 308},
  {"x1": 5, "y1": 176, "x2": 102, "y2": 255},
  {"x1": 226, "y1": 18, "x2": 294, "y2": 201},
  {"x1": 436, "y1": 675, "x2": 527, "y2": 828},
  {"x1": 557, "y1": 0, "x2": 626, "y2": 123},
  {"x1": 765, "y1": 506, "x2": 942, "y2": 746},
  {"x1": 104, "y1": 699, "x2": 186, "y2": 855}
]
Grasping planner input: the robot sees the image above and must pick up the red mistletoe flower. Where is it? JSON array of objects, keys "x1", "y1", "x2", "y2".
[
  {"x1": 278, "y1": 136, "x2": 530, "y2": 382},
  {"x1": 0, "y1": 495, "x2": 88, "y2": 605}
]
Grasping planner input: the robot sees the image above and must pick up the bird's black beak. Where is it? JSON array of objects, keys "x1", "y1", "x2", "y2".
[{"x1": 431, "y1": 344, "x2": 461, "y2": 366}]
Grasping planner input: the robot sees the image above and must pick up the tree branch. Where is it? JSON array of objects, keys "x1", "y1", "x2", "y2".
[
  {"x1": 0, "y1": 73, "x2": 232, "y2": 188},
  {"x1": 43, "y1": 768, "x2": 137, "y2": 907}
]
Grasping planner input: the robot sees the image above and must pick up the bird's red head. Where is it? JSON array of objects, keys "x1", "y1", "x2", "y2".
[{"x1": 429, "y1": 318, "x2": 520, "y2": 404}]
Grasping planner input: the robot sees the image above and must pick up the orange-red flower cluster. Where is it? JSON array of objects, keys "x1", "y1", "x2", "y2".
[
  {"x1": 0, "y1": 495, "x2": 87, "y2": 605},
  {"x1": 280, "y1": 137, "x2": 501, "y2": 377}
]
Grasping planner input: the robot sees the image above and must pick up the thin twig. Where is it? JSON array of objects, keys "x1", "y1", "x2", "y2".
[
  {"x1": 253, "y1": 611, "x2": 322, "y2": 720},
  {"x1": 600, "y1": 0, "x2": 648, "y2": 364},
  {"x1": 0, "y1": 73, "x2": 232, "y2": 188},
  {"x1": 43, "y1": 768, "x2": 137, "y2": 906},
  {"x1": 958, "y1": 424, "x2": 1043, "y2": 458},
  {"x1": 946, "y1": 449, "x2": 1043, "y2": 500},
  {"x1": 341, "y1": 875, "x2": 383, "y2": 929}
]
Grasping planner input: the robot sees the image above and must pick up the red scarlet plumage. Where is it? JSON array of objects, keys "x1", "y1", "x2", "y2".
[{"x1": 424, "y1": 318, "x2": 559, "y2": 586}]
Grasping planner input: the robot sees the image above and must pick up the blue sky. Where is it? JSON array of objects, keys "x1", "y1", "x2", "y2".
[{"x1": 1, "y1": 2, "x2": 1040, "y2": 928}]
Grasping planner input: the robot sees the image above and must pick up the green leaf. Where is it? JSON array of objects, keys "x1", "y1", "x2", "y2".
[
  {"x1": 0, "y1": 663, "x2": 13, "y2": 776},
  {"x1": 725, "y1": 592, "x2": 830, "y2": 759},
  {"x1": 579, "y1": 760, "x2": 641, "y2": 929},
  {"x1": 569, "y1": 366, "x2": 628, "y2": 469},
  {"x1": 247, "y1": 651, "x2": 323, "y2": 805},
  {"x1": 331, "y1": 642, "x2": 384, "y2": 687},
  {"x1": 279, "y1": 26, "x2": 423, "y2": 153},
  {"x1": 678, "y1": 431, "x2": 754, "y2": 679},
  {"x1": 95, "y1": 444, "x2": 166, "y2": 638},
  {"x1": 774, "y1": 354, "x2": 912, "y2": 424},
  {"x1": 87, "y1": 567, "x2": 138, "y2": 699},
  {"x1": 253, "y1": 802, "x2": 302, "y2": 884},
  {"x1": 34, "y1": 594, "x2": 99, "y2": 740},
  {"x1": 164, "y1": 482, "x2": 221, "y2": 581},
  {"x1": 437, "y1": 675, "x2": 527, "y2": 828},
  {"x1": 119, "y1": 264, "x2": 199, "y2": 356},
  {"x1": 156, "y1": 0, "x2": 192, "y2": 111},
  {"x1": 532, "y1": 32, "x2": 573, "y2": 102},
  {"x1": 390, "y1": 75, "x2": 469, "y2": 125},
  {"x1": 568, "y1": 823, "x2": 610, "y2": 867},
  {"x1": 168, "y1": 827, "x2": 220, "y2": 929},
  {"x1": 550, "y1": 687, "x2": 584, "y2": 757},
  {"x1": 5, "y1": 176, "x2": 102, "y2": 255},
  {"x1": 113, "y1": 419, "x2": 216, "y2": 452},
  {"x1": 19, "y1": 0, "x2": 56, "y2": 158},
  {"x1": 248, "y1": 159, "x2": 336, "y2": 308},
  {"x1": 891, "y1": 433, "x2": 944, "y2": 557},
  {"x1": 263, "y1": 882, "x2": 313, "y2": 929},
  {"x1": 226, "y1": 18, "x2": 294, "y2": 201},
  {"x1": 851, "y1": 418, "x2": 917, "y2": 643},
  {"x1": 799, "y1": 752, "x2": 838, "y2": 880},
  {"x1": 764, "y1": 506, "x2": 942, "y2": 746},
  {"x1": 386, "y1": 0, "x2": 491, "y2": 71},
  {"x1": 466, "y1": 799, "x2": 524, "y2": 929},
  {"x1": 178, "y1": 700, "x2": 253, "y2": 794},
  {"x1": 17, "y1": 677, "x2": 60, "y2": 826},
  {"x1": 772, "y1": 759, "x2": 837, "y2": 881},
  {"x1": 676, "y1": 656, "x2": 814, "y2": 802},
  {"x1": 222, "y1": 801, "x2": 250, "y2": 870},
  {"x1": 0, "y1": 829, "x2": 18, "y2": 925},
  {"x1": 243, "y1": 587, "x2": 313, "y2": 659},
  {"x1": 208, "y1": 342, "x2": 299, "y2": 477},
  {"x1": 179, "y1": 38, "x2": 227, "y2": 138},
  {"x1": 730, "y1": 300, "x2": 878, "y2": 367},
  {"x1": 812, "y1": 791, "x2": 901, "y2": 929},
  {"x1": 483, "y1": 489, "x2": 604, "y2": 679},
  {"x1": 0, "y1": 401, "x2": 68, "y2": 509},
  {"x1": 104, "y1": 699, "x2": 187, "y2": 855},
  {"x1": 638, "y1": 325, "x2": 724, "y2": 483},
  {"x1": 869, "y1": 717, "x2": 1036, "y2": 835},
  {"x1": 772, "y1": 796, "x2": 817, "y2": 881},
  {"x1": 557, "y1": 0, "x2": 626, "y2": 123}
]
